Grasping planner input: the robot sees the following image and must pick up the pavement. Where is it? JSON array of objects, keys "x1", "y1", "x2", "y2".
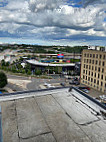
[
  {"x1": 4, "y1": 74, "x2": 65, "y2": 93},
  {"x1": 4, "y1": 74, "x2": 105, "y2": 99}
]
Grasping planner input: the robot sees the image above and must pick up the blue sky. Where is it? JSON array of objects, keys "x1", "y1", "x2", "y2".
[{"x1": 0, "y1": 0, "x2": 106, "y2": 46}]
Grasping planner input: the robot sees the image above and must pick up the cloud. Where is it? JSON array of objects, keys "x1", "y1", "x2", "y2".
[
  {"x1": 29, "y1": 0, "x2": 64, "y2": 12},
  {"x1": 0, "y1": 0, "x2": 106, "y2": 45},
  {"x1": 83, "y1": 0, "x2": 106, "y2": 7}
]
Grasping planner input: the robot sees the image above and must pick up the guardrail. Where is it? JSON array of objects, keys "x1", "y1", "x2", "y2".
[{"x1": 0, "y1": 106, "x2": 3, "y2": 142}]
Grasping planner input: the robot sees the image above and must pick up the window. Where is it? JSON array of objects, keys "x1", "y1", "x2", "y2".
[
  {"x1": 92, "y1": 60, "x2": 94, "y2": 64},
  {"x1": 88, "y1": 77, "x2": 90, "y2": 81},
  {"x1": 89, "y1": 59, "x2": 91, "y2": 63},
  {"x1": 86, "y1": 65, "x2": 88, "y2": 69},
  {"x1": 91, "y1": 72, "x2": 93, "y2": 76},
  {"x1": 94, "y1": 79, "x2": 96, "y2": 83},
  {"x1": 84, "y1": 54, "x2": 86, "y2": 57},
  {"x1": 102, "y1": 68, "x2": 104, "y2": 73},
  {"x1": 103, "y1": 55, "x2": 105, "y2": 60},
  {"x1": 101, "y1": 75, "x2": 103, "y2": 80},
  {"x1": 87, "y1": 59, "x2": 88, "y2": 63},
  {"x1": 95, "y1": 66, "x2": 97, "y2": 71},
  {"x1": 98, "y1": 73, "x2": 100, "y2": 78},
  {"x1": 84, "y1": 59, "x2": 86, "y2": 63},
  {"x1": 86, "y1": 70, "x2": 87, "y2": 74},
  {"x1": 96, "y1": 54, "x2": 98, "y2": 58},
  {"x1": 91, "y1": 78, "x2": 93, "y2": 82},
  {"x1": 99, "y1": 61, "x2": 101, "y2": 66},
  {"x1": 100, "y1": 54, "x2": 102, "y2": 59},
  {"x1": 90, "y1": 54, "x2": 92, "y2": 57},
  {"x1": 87, "y1": 54, "x2": 89, "y2": 57},
  {"x1": 95, "y1": 73, "x2": 96, "y2": 77},
  {"x1": 92, "y1": 66, "x2": 94, "y2": 70},
  {"x1": 93, "y1": 54, "x2": 95, "y2": 58},
  {"x1": 101, "y1": 82, "x2": 103, "y2": 86},
  {"x1": 84, "y1": 64, "x2": 85, "y2": 68},
  {"x1": 89, "y1": 65, "x2": 91, "y2": 69},
  {"x1": 97, "y1": 80, "x2": 99, "y2": 85},
  {"x1": 98, "y1": 67, "x2": 100, "y2": 72},
  {"x1": 102, "y1": 61, "x2": 105, "y2": 66},
  {"x1": 83, "y1": 70, "x2": 85, "y2": 73},
  {"x1": 96, "y1": 60, "x2": 98, "y2": 64},
  {"x1": 83, "y1": 75, "x2": 85, "y2": 79},
  {"x1": 89, "y1": 71, "x2": 90, "y2": 75}
]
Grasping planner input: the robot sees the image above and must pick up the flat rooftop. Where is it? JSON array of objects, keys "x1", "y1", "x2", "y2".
[{"x1": 0, "y1": 88, "x2": 106, "y2": 142}]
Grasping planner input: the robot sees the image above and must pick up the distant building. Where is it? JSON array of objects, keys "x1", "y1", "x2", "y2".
[
  {"x1": 88, "y1": 46, "x2": 105, "y2": 51},
  {"x1": 81, "y1": 49, "x2": 106, "y2": 93},
  {"x1": 26, "y1": 59, "x2": 75, "y2": 73}
]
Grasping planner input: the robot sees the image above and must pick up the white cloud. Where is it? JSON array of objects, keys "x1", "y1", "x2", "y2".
[{"x1": 0, "y1": 0, "x2": 105, "y2": 45}]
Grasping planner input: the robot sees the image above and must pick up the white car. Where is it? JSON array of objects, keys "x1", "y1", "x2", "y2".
[{"x1": 82, "y1": 89, "x2": 89, "y2": 93}]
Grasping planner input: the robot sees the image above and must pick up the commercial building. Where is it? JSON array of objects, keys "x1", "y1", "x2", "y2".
[
  {"x1": 26, "y1": 59, "x2": 75, "y2": 73},
  {"x1": 81, "y1": 49, "x2": 106, "y2": 93},
  {"x1": 0, "y1": 87, "x2": 106, "y2": 142}
]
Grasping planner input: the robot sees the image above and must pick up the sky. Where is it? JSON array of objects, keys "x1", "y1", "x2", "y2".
[{"x1": 0, "y1": 0, "x2": 106, "y2": 46}]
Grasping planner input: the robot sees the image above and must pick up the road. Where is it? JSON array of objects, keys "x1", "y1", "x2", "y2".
[{"x1": 6, "y1": 74, "x2": 66, "y2": 92}]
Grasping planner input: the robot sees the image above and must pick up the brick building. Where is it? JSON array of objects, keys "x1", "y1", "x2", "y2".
[{"x1": 81, "y1": 49, "x2": 106, "y2": 93}]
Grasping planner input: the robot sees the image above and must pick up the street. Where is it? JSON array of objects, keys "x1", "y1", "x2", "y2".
[{"x1": 6, "y1": 74, "x2": 66, "y2": 92}]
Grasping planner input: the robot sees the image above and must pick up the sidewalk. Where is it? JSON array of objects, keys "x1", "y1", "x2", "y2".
[{"x1": 4, "y1": 87, "x2": 14, "y2": 93}]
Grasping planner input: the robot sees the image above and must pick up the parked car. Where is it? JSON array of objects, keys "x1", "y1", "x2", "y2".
[
  {"x1": 69, "y1": 80, "x2": 80, "y2": 85},
  {"x1": 78, "y1": 87, "x2": 90, "y2": 90},
  {"x1": 81, "y1": 89, "x2": 89, "y2": 93}
]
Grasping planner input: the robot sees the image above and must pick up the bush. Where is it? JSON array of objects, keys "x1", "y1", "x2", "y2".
[
  {"x1": 35, "y1": 68, "x2": 42, "y2": 75},
  {"x1": 27, "y1": 70, "x2": 32, "y2": 75},
  {"x1": 0, "y1": 72, "x2": 7, "y2": 88}
]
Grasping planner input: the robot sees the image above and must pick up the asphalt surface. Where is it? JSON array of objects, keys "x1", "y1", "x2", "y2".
[
  {"x1": 6, "y1": 74, "x2": 66, "y2": 92},
  {"x1": 27, "y1": 77, "x2": 65, "y2": 90},
  {"x1": 6, "y1": 83, "x2": 24, "y2": 92},
  {"x1": 6, "y1": 74, "x2": 104, "y2": 98}
]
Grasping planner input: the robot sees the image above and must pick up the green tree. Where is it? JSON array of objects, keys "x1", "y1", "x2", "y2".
[
  {"x1": 0, "y1": 72, "x2": 7, "y2": 88},
  {"x1": 27, "y1": 70, "x2": 32, "y2": 75},
  {"x1": 1, "y1": 60, "x2": 6, "y2": 66},
  {"x1": 58, "y1": 67, "x2": 62, "y2": 74},
  {"x1": 54, "y1": 66, "x2": 58, "y2": 74},
  {"x1": 35, "y1": 68, "x2": 42, "y2": 75}
]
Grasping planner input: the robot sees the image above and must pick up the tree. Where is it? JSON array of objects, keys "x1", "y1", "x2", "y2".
[
  {"x1": 27, "y1": 70, "x2": 32, "y2": 75},
  {"x1": 1, "y1": 60, "x2": 6, "y2": 66},
  {"x1": 0, "y1": 72, "x2": 7, "y2": 88},
  {"x1": 58, "y1": 67, "x2": 62, "y2": 74},
  {"x1": 35, "y1": 68, "x2": 42, "y2": 75}
]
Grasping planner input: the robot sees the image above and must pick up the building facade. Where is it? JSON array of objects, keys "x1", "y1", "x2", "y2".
[{"x1": 81, "y1": 49, "x2": 106, "y2": 93}]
